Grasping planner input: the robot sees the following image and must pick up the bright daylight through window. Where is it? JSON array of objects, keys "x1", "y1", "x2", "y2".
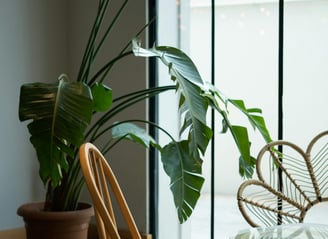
[{"x1": 158, "y1": 1, "x2": 328, "y2": 239}]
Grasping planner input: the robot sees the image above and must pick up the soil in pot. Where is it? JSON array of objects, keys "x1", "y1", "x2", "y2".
[{"x1": 17, "y1": 202, "x2": 94, "y2": 239}]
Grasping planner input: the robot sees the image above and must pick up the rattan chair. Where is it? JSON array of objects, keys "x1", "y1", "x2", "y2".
[
  {"x1": 79, "y1": 143, "x2": 142, "y2": 239},
  {"x1": 237, "y1": 130, "x2": 328, "y2": 227}
]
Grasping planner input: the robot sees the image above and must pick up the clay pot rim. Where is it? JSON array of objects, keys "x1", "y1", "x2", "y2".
[{"x1": 17, "y1": 201, "x2": 94, "y2": 221}]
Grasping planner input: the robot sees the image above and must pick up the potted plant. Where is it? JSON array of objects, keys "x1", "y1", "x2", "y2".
[{"x1": 17, "y1": 0, "x2": 272, "y2": 237}]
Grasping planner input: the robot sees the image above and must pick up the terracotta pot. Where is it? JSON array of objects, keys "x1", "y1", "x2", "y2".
[{"x1": 17, "y1": 202, "x2": 94, "y2": 239}]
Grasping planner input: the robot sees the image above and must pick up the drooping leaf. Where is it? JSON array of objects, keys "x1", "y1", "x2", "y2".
[
  {"x1": 133, "y1": 38, "x2": 213, "y2": 222},
  {"x1": 230, "y1": 125, "x2": 251, "y2": 166},
  {"x1": 229, "y1": 99, "x2": 272, "y2": 143},
  {"x1": 161, "y1": 140, "x2": 204, "y2": 223},
  {"x1": 112, "y1": 122, "x2": 161, "y2": 150},
  {"x1": 206, "y1": 84, "x2": 273, "y2": 178},
  {"x1": 239, "y1": 155, "x2": 256, "y2": 179},
  {"x1": 132, "y1": 38, "x2": 212, "y2": 155},
  {"x1": 19, "y1": 80, "x2": 93, "y2": 186}
]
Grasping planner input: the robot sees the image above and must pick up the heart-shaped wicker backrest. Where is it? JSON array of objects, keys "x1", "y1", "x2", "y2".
[{"x1": 237, "y1": 130, "x2": 328, "y2": 227}]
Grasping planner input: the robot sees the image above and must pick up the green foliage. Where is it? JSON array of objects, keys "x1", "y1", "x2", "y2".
[
  {"x1": 202, "y1": 84, "x2": 272, "y2": 180},
  {"x1": 19, "y1": 78, "x2": 93, "y2": 187},
  {"x1": 132, "y1": 39, "x2": 213, "y2": 156},
  {"x1": 112, "y1": 122, "x2": 161, "y2": 150},
  {"x1": 161, "y1": 141, "x2": 204, "y2": 223},
  {"x1": 18, "y1": 0, "x2": 272, "y2": 222},
  {"x1": 91, "y1": 83, "x2": 112, "y2": 112}
]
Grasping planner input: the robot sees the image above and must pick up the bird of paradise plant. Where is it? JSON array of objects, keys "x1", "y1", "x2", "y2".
[{"x1": 18, "y1": 0, "x2": 272, "y2": 223}]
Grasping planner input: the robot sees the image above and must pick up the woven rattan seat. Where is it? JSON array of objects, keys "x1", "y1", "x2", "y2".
[{"x1": 237, "y1": 130, "x2": 328, "y2": 227}]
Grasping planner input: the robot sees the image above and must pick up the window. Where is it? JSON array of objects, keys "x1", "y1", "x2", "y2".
[{"x1": 157, "y1": 1, "x2": 328, "y2": 238}]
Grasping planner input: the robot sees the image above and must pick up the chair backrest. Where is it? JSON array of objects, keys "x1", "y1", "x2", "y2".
[
  {"x1": 237, "y1": 130, "x2": 328, "y2": 227},
  {"x1": 79, "y1": 142, "x2": 142, "y2": 239}
]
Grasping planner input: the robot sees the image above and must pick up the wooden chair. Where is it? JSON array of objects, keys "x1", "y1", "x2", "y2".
[
  {"x1": 79, "y1": 143, "x2": 142, "y2": 239},
  {"x1": 237, "y1": 130, "x2": 328, "y2": 227}
]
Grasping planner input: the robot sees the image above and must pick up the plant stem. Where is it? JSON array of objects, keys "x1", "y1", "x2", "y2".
[
  {"x1": 88, "y1": 51, "x2": 133, "y2": 86},
  {"x1": 77, "y1": 0, "x2": 110, "y2": 82},
  {"x1": 85, "y1": 85, "x2": 176, "y2": 140}
]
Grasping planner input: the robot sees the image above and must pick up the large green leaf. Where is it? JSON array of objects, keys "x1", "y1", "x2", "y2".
[
  {"x1": 132, "y1": 38, "x2": 213, "y2": 155},
  {"x1": 112, "y1": 122, "x2": 161, "y2": 150},
  {"x1": 133, "y1": 39, "x2": 213, "y2": 222},
  {"x1": 19, "y1": 79, "x2": 93, "y2": 186},
  {"x1": 161, "y1": 140, "x2": 204, "y2": 223}
]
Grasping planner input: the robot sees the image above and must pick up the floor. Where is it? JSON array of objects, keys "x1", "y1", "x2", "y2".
[
  {"x1": 190, "y1": 194, "x2": 252, "y2": 239},
  {"x1": 190, "y1": 194, "x2": 328, "y2": 239}
]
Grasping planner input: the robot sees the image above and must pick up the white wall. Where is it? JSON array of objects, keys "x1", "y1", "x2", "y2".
[
  {"x1": 0, "y1": 0, "x2": 68, "y2": 229},
  {"x1": 0, "y1": 0, "x2": 149, "y2": 232}
]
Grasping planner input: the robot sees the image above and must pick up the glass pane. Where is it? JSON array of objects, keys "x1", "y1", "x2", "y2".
[
  {"x1": 184, "y1": 1, "x2": 279, "y2": 238},
  {"x1": 158, "y1": 0, "x2": 328, "y2": 238}
]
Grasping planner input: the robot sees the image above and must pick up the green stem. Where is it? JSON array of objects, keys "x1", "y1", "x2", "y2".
[
  {"x1": 88, "y1": 92, "x2": 166, "y2": 140},
  {"x1": 85, "y1": 85, "x2": 176, "y2": 140},
  {"x1": 77, "y1": 0, "x2": 110, "y2": 82},
  {"x1": 88, "y1": 51, "x2": 133, "y2": 86},
  {"x1": 93, "y1": 0, "x2": 129, "y2": 59}
]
